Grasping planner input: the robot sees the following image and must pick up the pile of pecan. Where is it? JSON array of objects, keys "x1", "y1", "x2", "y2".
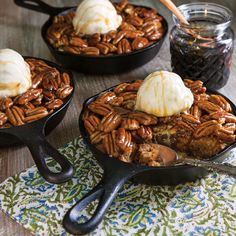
[
  {"x1": 0, "y1": 58, "x2": 73, "y2": 128},
  {"x1": 46, "y1": 0, "x2": 164, "y2": 56},
  {"x1": 83, "y1": 79, "x2": 236, "y2": 166}
]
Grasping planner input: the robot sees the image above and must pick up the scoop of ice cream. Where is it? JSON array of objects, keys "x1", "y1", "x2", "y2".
[
  {"x1": 73, "y1": 0, "x2": 122, "y2": 35},
  {"x1": 135, "y1": 71, "x2": 194, "y2": 117},
  {"x1": 0, "y1": 49, "x2": 31, "y2": 98}
]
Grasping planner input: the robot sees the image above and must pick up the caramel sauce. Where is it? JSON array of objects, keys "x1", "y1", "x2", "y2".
[
  {"x1": 170, "y1": 19, "x2": 234, "y2": 90},
  {"x1": 0, "y1": 82, "x2": 20, "y2": 96}
]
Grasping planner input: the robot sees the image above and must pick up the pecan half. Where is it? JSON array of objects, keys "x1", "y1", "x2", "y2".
[
  {"x1": 43, "y1": 90, "x2": 55, "y2": 101},
  {"x1": 88, "y1": 102, "x2": 113, "y2": 116},
  {"x1": 121, "y1": 118, "x2": 140, "y2": 130},
  {"x1": 122, "y1": 100, "x2": 136, "y2": 110},
  {"x1": 113, "y1": 31, "x2": 127, "y2": 45},
  {"x1": 47, "y1": 23, "x2": 71, "y2": 40},
  {"x1": 147, "y1": 30, "x2": 163, "y2": 41},
  {"x1": 26, "y1": 59, "x2": 51, "y2": 71},
  {"x1": 102, "y1": 31, "x2": 116, "y2": 43},
  {"x1": 24, "y1": 107, "x2": 48, "y2": 123},
  {"x1": 209, "y1": 95, "x2": 232, "y2": 112},
  {"x1": 117, "y1": 38, "x2": 132, "y2": 54},
  {"x1": 82, "y1": 109, "x2": 91, "y2": 121},
  {"x1": 136, "y1": 8, "x2": 158, "y2": 18},
  {"x1": 81, "y1": 47, "x2": 100, "y2": 56},
  {"x1": 90, "y1": 130, "x2": 106, "y2": 144},
  {"x1": 56, "y1": 85, "x2": 73, "y2": 99},
  {"x1": 6, "y1": 106, "x2": 25, "y2": 126},
  {"x1": 193, "y1": 120, "x2": 221, "y2": 139},
  {"x1": 197, "y1": 101, "x2": 222, "y2": 113},
  {"x1": 125, "y1": 30, "x2": 144, "y2": 39},
  {"x1": 61, "y1": 72, "x2": 71, "y2": 86},
  {"x1": 127, "y1": 16, "x2": 143, "y2": 27},
  {"x1": 132, "y1": 37, "x2": 149, "y2": 50},
  {"x1": 128, "y1": 111, "x2": 157, "y2": 125},
  {"x1": 116, "y1": 128, "x2": 133, "y2": 152},
  {"x1": 32, "y1": 94, "x2": 43, "y2": 106},
  {"x1": 96, "y1": 92, "x2": 123, "y2": 106},
  {"x1": 118, "y1": 92, "x2": 137, "y2": 101},
  {"x1": 88, "y1": 33, "x2": 101, "y2": 46},
  {"x1": 137, "y1": 126, "x2": 153, "y2": 141},
  {"x1": 123, "y1": 4, "x2": 135, "y2": 16},
  {"x1": 0, "y1": 112, "x2": 8, "y2": 126},
  {"x1": 103, "y1": 131, "x2": 119, "y2": 157},
  {"x1": 63, "y1": 46, "x2": 81, "y2": 54},
  {"x1": 209, "y1": 111, "x2": 236, "y2": 123},
  {"x1": 115, "y1": 0, "x2": 128, "y2": 12},
  {"x1": 42, "y1": 70, "x2": 60, "y2": 91},
  {"x1": 223, "y1": 113, "x2": 236, "y2": 123},
  {"x1": 114, "y1": 83, "x2": 129, "y2": 94},
  {"x1": 45, "y1": 99, "x2": 63, "y2": 110},
  {"x1": 142, "y1": 23, "x2": 156, "y2": 34},
  {"x1": 109, "y1": 97, "x2": 124, "y2": 106},
  {"x1": 97, "y1": 42, "x2": 117, "y2": 55},
  {"x1": 96, "y1": 92, "x2": 116, "y2": 104},
  {"x1": 175, "y1": 120, "x2": 195, "y2": 133},
  {"x1": 181, "y1": 114, "x2": 200, "y2": 125},
  {"x1": 53, "y1": 36, "x2": 69, "y2": 47},
  {"x1": 84, "y1": 115, "x2": 101, "y2": 135},
  {"x1": 32, "y1": 72, "x2": 43, "y2": 88},
  {"x1": 0, "y1": 97, "x2": 13, "y2": 111},
  {"x1": 223, "y1": 123, "x2": 236, "y2": 133},
  {"x1": 98, "y1": 111, "x2": 122, "y2": 133},
  {"x1": 124, "y1": 81, "x2": 142, "y2": 92},
  {"x1": 119, "y1": 22, "x2": 136, "y2": 31},
  {"x1": 15, "y1": 89, "x2": 42, "y2": 105},
  {"x1": 189, "y1": 104, "x2": 202, "y2": 119},
  {"x1": 69, "y1": 36, "x2": 88, "y2": 47},
  {"x1": 184, "y1": 80, "x2": 206, "y2": 94},
  {"x1": 215, "y1": 128, "x2": 235, "y2": 143},
  {"x1": 20, "y1": 102, "x2": 35, "y2": 113}
]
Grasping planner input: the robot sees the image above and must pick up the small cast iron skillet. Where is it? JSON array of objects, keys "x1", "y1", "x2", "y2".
[
  {"x1": 14, "y1": 0, "x2": 168, "y2": 74},
  {"x1": 0, "y1": 57, "x2": 74, "y2": 184},
  {"x1": 63, "y1": 85, "x2": 236, "y2": 235}
]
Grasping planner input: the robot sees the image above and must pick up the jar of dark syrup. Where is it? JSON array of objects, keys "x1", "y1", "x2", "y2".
[{"x1": 170, "y1": 3, "x2": 234, "y2": 90}]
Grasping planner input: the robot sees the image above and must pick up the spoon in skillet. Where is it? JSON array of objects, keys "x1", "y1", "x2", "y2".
[{"x1": 155, "y1": 144, "x2": 236, "y2": 176}]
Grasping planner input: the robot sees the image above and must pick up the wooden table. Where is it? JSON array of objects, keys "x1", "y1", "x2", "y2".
[{"x1": 0, "y1": 0, "x2": 235, "y2": 235}]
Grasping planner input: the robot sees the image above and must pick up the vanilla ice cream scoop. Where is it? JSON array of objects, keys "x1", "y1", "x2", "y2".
[
  {"x1": 73, "y1": 0, "x2": 122, "y2": 35},
  {"x1": 135, "y1": 71, "x2": 194, "y2": 117},
  {"x1": 0, "y1": 49, "x2": 31, "y2": 98}
]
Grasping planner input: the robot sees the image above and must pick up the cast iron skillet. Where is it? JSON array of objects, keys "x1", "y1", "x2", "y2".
[
  {"x1": 14, "y1": 0, "x2": 168, "y2": 74},
  {"x1": 63, "y1": 85, "x2": 236, "y2": 235},
  {"x1": 0, "y1": 57, "x2": 74, "y2": 184}
]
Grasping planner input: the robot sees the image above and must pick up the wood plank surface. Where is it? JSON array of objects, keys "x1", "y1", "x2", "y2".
[{"x1": 0, "y1": 0, "x2": 235, "y2": 235}]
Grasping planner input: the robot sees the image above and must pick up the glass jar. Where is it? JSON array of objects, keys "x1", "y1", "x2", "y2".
[{"x1": 170, "y1": 3, "x2": 234, "y2": 90}]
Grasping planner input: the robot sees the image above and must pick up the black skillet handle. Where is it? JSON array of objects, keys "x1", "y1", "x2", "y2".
[
  {"x1": 14, "y1": 0, "x2": 70, "y2": 16},
  {"x1": 13, "y1": 126, "x2": 74, "y2": 184},
  {"x1": 63, "y1": 165, "x2": 141, "y2": 235}
]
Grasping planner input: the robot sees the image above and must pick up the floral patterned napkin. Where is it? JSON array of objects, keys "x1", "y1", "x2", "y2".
[{"x1": 0, "y1": 137, "x2": 236, "y2": 236}]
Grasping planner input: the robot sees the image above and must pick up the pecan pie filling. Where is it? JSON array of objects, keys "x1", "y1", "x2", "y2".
[
  {"x1": 46, "y1": 0, "x2": 164, "y2": 56},
  {"x1": 0, "y1": 58, "x2": 73, "y2": 128},
  {"x1": 83, "y1": 79, "x2": 236, "y2": 166}
]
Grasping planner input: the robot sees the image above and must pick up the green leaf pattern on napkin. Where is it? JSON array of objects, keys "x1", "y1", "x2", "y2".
[{"x1": 0, "y1": 137, "x2": 236, "y2": 236}]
